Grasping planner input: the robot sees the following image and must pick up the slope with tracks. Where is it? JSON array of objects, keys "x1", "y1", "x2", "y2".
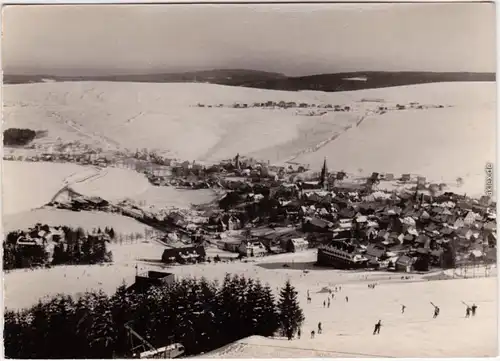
[{"x1": 3, "y1": 81, "x2": 495, "y2": 196}]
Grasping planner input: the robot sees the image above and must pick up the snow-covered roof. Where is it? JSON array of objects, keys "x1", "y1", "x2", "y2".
[
  {"x1": 291, "y1": 238, "x2": 309, "y2": 246},
  {"x1": 356, "y1": 215, "x2": 368, "y2": 223},
  {"x1": 470, "y1": 250, "x2": 483, "y2": 258}
]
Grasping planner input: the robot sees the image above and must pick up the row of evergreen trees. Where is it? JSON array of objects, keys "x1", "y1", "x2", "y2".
[
  {"x1": 3, "y1": 226, "x2": 113, "y2": 270},
  {"x1": 4, "y1": 275, "x2": 304, "y2": 359}
]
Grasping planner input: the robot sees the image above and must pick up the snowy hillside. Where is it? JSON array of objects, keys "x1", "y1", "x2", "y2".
[
  {"x1": 2, "y1": 161, "x2": 84, "y2": 215},
  {"x1": 4, "y1": 250, "x2": 496, "y2": 357},
  {"x1": 3, "y1": 82, "x2": 495, "y2": 197},
  {"x1": 1, "y1": 208, "x2": 155, "y2": 234},
  {"x1": 2, "y1": 161, "x2": 150, "y2": 215}
]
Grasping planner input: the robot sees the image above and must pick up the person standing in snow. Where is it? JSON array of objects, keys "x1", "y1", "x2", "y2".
[
  {"x1": 465, "y1": 306, "x2": 471, "y2": 318},
  {"x1": 327, "y1": 298, "x2": 331, "y2": 308},
  {"x1": 345, "y1": 296, "x2": 349, "y2": 303},
  {"x1": 318, "y1": 322, "x2": 322, "y2": 334},
  {"x1": 297, "y1": 329, "x2": 301, "y2": 339},
  {"x1": 373, "y1": 320, "x2": 382, "y2": 335},
  {"x1": 311, "y1": 330, "x2": 315, "y2": 339},
  {"x1": 323, "y1": 300, "x2": 326, "y2": 308},
  {"x1": 471, "y1": 304, "x2": 478, "y2": 316},
  {"x1": 431, "y1": 303, "x2": 440, "y2": 318},
  {"x1": 401, "y1": 305, "x2": 406, "y2": 314}
]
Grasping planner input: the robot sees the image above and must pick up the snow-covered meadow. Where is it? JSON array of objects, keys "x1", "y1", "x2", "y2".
[{"x1": 3, "y1": 81, "x2": 495, "y2": 196}]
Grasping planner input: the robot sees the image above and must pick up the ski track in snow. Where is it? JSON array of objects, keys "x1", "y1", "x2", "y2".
[{"x1": 285, "y1": 108, "x2": 379, "y2": 164}]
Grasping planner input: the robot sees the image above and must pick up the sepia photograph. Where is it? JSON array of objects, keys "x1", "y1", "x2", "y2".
[{"x1": 1, "y1": 2, "x2": 497, "y2": 358}]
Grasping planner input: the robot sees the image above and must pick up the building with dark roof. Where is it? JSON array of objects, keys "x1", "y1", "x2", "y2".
[
  {"x1": 126, "y1": 271, "x2": 175, "y2": 293},
  {"x1": 161, "y1": 245, "x2": 206, "y2": 264}
]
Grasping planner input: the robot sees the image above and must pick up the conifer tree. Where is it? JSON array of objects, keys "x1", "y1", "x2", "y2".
[
  {"x1": 110, "y1": 283, "x2": 134, "y2": 357},
  {"x1": 277, "y1": 280, "x2": 304, "y2": 340},
  {"x1": 260, "y1": 283, "x2": 279, "y2": 336}
]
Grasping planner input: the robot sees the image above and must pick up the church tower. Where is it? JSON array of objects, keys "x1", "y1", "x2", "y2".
[{"x1": 320, "y1": 157, "x2": 328, "y2": 189}]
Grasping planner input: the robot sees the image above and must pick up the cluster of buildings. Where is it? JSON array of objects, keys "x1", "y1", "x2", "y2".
[
  {"x1": 196, "y1": 100, "x2": 353, "y2": 111},
  {"x1": 21, "y1": 146, "x2": 495, "y2": 273},
  {"x1": 183, "y1": 156, "x2": 497, "y2": 272},
  {"x1": 4, "y1": 149, "x2": 114, "y2": 168},
  {"x1": 4, "y1": 223, "x2": 113, "y2": 269},
  {"x1": 95, "y1": 153, "x2": 495, "y2": 272}
]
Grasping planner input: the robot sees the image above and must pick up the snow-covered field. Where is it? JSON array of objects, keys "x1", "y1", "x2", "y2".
[
  {"x1": 1, "y1": 160, "x2": 216, "y2": 243},
  {"x1": 1, "y1": 160, "x2": 214, "y2": 216},
  {"x1": 2, "y1": 208, "x2": 154, "y2": 234},
  {"x1": 202, "y1": 271, "x2": 497, "y2": 358},
  {"x1": 3, "y1": 81, "x2": 495, "y2": 195},
  {"x1": 2, "y1": 161, "x2": 83, "y2": 215},
  {"x1": 293, "y1": 105, "x2": 495, "y2": 197},
  {"x1": 130, "y1": 186, "x2": 217, "y2": 209},
  {"x1": 4, "y1": 249, "x2": 497, "y2": 357},
  {"x1": 70, "y1": 167, "x2": 150, "y2": 201},
  {"x1": 2, "y1": 161, "x2": 149, "y2": 215}
]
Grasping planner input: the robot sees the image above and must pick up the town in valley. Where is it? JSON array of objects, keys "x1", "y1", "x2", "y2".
[{"x1": 2, "y1": 3, "x2": 497, "y2": 359}]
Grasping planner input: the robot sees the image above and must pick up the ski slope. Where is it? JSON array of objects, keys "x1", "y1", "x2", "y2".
[
  {"x1": 4, "y1": 249, "x2": 497, "y2": 358},
  {"x1": 201, "y1": 278, "x2": 497, "y2": 358}
]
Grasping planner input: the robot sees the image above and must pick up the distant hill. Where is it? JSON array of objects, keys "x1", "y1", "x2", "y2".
[
  {"x1": 2, "y1": 69, "x2": 287, "y2": 86},
  {"x1": 244, "y1": 71, "x2": 496, "y2": 92},
  {"x1": 3, "y1": 70, "x2": 495, "y2": 92}
]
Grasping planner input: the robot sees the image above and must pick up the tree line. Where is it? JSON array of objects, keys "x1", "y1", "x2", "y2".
[
  {"x1": 3, "y1": 128, "x2": 43, "y2": 146},
  {"x1": 4, "y1": 275, "x2": 304, "y2": 359},
  {"x1": 3, "y1": 226, "x2": 114, "y2": 271}
]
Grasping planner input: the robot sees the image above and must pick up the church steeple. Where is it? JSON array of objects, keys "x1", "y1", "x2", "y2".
[
  {"x1": 320, "y1": 157, "x2": 328, "y2": 189},
  {"x1": 234, "y1": 153, "x2": 241, "y2": 170}
]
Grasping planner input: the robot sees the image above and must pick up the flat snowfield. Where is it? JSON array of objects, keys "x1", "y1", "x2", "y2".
[
  {"x1": 3, "y1": 81, "x2": 495, "y2": 195},
  {"x1": 2, "y1": 208, "x2": 154, "y2": 235},
  {"x1": 4, "y1": 250, "x2": 497, "y2": 357},
  {"x1": 130, "y1": 186, "x2": 217, "y2": 209}
]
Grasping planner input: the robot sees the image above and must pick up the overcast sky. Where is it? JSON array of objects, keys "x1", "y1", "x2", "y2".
[{"x1": 2, "y1": 3, "x2": 496, "y2": 76}]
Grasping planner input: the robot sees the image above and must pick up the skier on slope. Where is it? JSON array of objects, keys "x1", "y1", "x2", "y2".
[
  {"x1": 430, "y1": 302, "x2": 440, "y2": 318},
  {"x1": 373, "y1": 320, "x2": 382, "y2": 335},
  {"x1": 401, "y1": 305, "x2": 406, "y2": 314},
  {"x1": 318, "y1": 322, "x2": 322, "y2": 334},
  {"x1": 471, "y1": 304, "x2": 478, "y2": 316},
  {"x1": 465, "y1": 306, "x2": 471, "y2": 318}
]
